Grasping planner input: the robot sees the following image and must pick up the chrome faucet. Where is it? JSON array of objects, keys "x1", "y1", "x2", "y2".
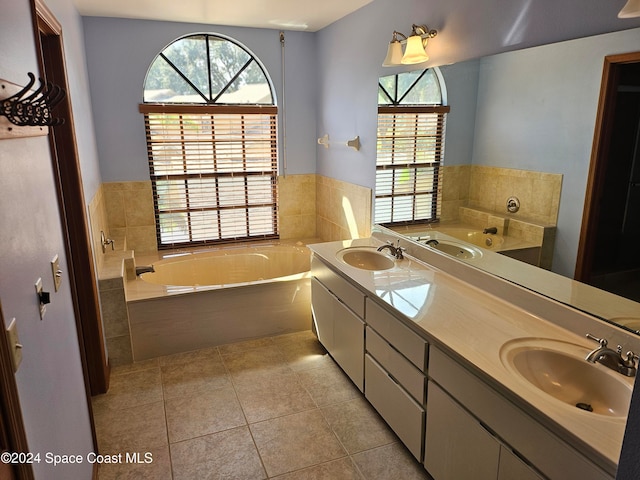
[
  {"x1": 377, "y1": 240, "x2": 405, "y2": 259},
  {"x1": 585, "y1": 334, "x2": 638, "y2": 377}
]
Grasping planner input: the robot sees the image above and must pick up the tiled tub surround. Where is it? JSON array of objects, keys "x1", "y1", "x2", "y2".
[
  {"x1": 309, "y1": 232, "x2": 640, "y2": 478},
  {"x1": 90, "y1": 173, "x2": 371, "y2": 365},
  {"x1": 95, "y1": 175, "x2": 372, "y2": 257},
  {"x1": 88, "y1": 183, "x2": 110, "y2": 272},
  {"x1": 103, "y1": 181, "x2": 157, "y2": 253},
  {"x1": 92, "y1": 331, "x2": 430, "y2": 480},
  {"x1": 393, "y1": 206, "x2": 557, "y2": 269},
  {"x1": 126, "y1": 242, "x2": 314, "y2": 360},
  {"x1": 316, "y1": 175, "x2": 372, "y2": 242},
  {"x1": 434, "y1": 165, "x2": 561, "y2": 268},
  {"x1": 440, "y1": 165, "x2": 562, "y2": 225}
]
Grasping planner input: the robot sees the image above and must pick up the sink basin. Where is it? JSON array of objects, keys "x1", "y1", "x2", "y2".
[
  {"x1": 336, "y1": 247, "x2": 395, "y2": 271},
  {"x1": 425, "y1": 239, "x2": 482, "y2": 259},
  {"x1": 500, "y1": 338, "x2": 632, "y2": 417}
]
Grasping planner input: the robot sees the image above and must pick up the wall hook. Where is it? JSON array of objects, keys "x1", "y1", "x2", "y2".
[
  {"x1": 0, "y1": 73, "x2": 66, "y2": 127},
  {"x1": 317, "y1": 133, "x2": 330, "y2": 148}
]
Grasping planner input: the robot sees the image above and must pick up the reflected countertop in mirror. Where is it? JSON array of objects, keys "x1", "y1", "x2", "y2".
[
  {"x1": 376, "y1": 26, "x2": 640, "y2": 335},
  {"x1": 386, "y1": 224, "x2": 640, "y2": 332}
]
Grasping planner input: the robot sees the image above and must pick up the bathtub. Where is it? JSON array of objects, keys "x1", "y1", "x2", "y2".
[
  {"x1": 126, "y1": 243, "x2": 312, "y2": 360},
  {"x1": 408, "y1": 225, "x2": 505, "y2": 251}
]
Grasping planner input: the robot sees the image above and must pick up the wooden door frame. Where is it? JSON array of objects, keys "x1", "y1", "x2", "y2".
[
  {"x1": 575, "y1": 51, "x2": 640, "y2": 281},
  {"x1": 0, "y1": 303, "x2": 33, "y2": 479},
  {"x1": 31, "y1": 0, "x2": 109, "y2": 398}
]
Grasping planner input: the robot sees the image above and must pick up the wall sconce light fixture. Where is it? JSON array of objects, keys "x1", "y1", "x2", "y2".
[
  {"x1": 383, "y1": 24, "x2": 437, "y2": 67},
  {"x1": 619, "y1": 0, "x2": 640, "y2": 17}
]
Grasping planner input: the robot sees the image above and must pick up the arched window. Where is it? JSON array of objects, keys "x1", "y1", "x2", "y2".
[
  {"x1": 140, "y1": 34, "x2": 278, "y2": 248},
  {"x1": 375, "y1": 69, "x2": 449, "y2": 225}
]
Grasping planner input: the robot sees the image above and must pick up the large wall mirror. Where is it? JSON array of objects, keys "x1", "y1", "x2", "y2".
[{"x1": 376, "y1": 26, "x2": 640, "y2": 335}]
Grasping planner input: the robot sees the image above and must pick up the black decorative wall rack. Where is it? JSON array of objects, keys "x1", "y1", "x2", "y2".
[{"x1": 1, "y1": 72, "x2": 66, "y2": 127}]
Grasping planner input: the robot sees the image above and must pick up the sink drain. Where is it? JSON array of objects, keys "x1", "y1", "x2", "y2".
[{"x1": 576, "y1": 402, "x2": 594, "y2": 412}]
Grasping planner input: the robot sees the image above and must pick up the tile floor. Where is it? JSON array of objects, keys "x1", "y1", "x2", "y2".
[{"x1": 92, "y1": 330, "x2": 432, "y2": 479}]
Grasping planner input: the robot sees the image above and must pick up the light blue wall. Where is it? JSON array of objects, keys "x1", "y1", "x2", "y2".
[
  {"x1": 82, "y1": 17, "x2": 317, "y2": 181},
  {"x1": 471, "y1": 28, "x2": 640, "y2": 276},
  {"x1": 315, "y1": 0, "x2": 640, "y2": 276},
  {"x1": 0, "y1": 0, "x2": 97, "y2": 478},
  {"x1": 315, "y1": 0, "x2": 640, "y2": 189}
]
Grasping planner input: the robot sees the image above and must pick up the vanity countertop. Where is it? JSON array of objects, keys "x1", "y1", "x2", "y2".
[{"x1": 309, "y1": 236, "x2": 632, "y2": 475}]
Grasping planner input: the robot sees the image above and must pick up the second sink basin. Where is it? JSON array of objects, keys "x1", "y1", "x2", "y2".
[
  {"x1": 336, "y1": 247, "x2": 395, "y2": 271},
  {"x1": 500, "y1": 338, "x2": 632, "y2": 417}
]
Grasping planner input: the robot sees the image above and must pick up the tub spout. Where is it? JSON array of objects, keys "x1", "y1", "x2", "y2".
[
  {"x1": 136, "y1": 265, "x2": 155, "y2": 276},
  {"x1": 483, "y1": 227, "x2": 498, "y2": 234}
]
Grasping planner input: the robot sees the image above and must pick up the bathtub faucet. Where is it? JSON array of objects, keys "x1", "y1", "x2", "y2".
[
  {"x1": 135, "y1": 265, "x2": 155, "y2": 276},
  {"x1": 483, "y1": 227, "x2": 498, "y2": 234}
]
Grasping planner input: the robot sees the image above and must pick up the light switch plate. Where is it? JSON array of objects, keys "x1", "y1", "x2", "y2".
[
  {"x1": 51, "y1": 254, "x2": 62, "y2": 292},
  {"x1": 35, "y1": 278, "x2": 45, "y2": 320},
  {"x1": 6, "y1": 318, "x2": 22, "y2": 372}
]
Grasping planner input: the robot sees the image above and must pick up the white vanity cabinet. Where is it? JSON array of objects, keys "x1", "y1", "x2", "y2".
[
  {"x1": 426, "y1": 346, "x2": 611, "y2": 480},
  {"x1": 425, "y1": 381, "x2": 544, "y2": 480},
  {"x1": 364, "y1": 298, "x2": 428, "y2": 461},
  {"x1": 311, "y1": 257, "x2": 366, "y2": 391}
]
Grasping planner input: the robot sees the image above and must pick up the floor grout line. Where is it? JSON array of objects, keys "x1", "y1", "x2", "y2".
[{"x1": 94, "y1": 331, "x2": 428, "y2": 480}]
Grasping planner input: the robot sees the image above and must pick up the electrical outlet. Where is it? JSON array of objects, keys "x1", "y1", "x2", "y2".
[{"x1": 6, "y1": 318, "x2": 22, "y2": 372}]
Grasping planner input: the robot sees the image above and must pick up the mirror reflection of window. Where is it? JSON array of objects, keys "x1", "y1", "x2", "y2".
[{"x1": 375, "y1": 69, "x2": 450, "y2": 226}]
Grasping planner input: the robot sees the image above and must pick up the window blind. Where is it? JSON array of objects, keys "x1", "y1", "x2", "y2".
[
  {"x1": 375, "y1": 105, "x2": 449, "y2": 225},
  {"x1": 140, "y1": 104, "x2": 278, "y2": 248}
]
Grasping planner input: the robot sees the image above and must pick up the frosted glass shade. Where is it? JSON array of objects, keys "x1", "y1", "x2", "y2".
[
  {"x1": 401, "y1": 35, "x2": 429, "y2": 64},
  {"x1": 619, "y1": 0, "x2": 640, "y2": 17},
  {"x1": 382, "y1": 41, "x2": 404, "y2": 66}
]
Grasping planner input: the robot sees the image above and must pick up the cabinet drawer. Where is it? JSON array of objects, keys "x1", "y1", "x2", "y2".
[
  {"x1": 365, "y1": 298, "x2": 427, "y2": 371},
  {"x1": 366, "y1": 326, "x2": 425, "y2": 404},
  {"x1": 365, "y1": 354, "x2": 425, "y2": 461},
  {"x1": 311, "y1": 256, "x2": 365, "y2": 317}
]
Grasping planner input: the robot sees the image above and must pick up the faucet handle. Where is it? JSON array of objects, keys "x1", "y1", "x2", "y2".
[
  {"x1": 623, "y1": 350, "x2": 639, "y2": 369},
  {"x1": 586, "y1": 333, "x2": 608, "y2": 347}
]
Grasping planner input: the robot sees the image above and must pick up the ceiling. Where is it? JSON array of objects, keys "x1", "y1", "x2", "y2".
[{"x1": 72, "y1": 0, "x2": 374, "y2": 32}]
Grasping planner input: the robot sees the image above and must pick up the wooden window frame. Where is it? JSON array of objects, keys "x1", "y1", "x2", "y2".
[{"x1": 375, "y1": 105, "x2": 450, "y2": 226}]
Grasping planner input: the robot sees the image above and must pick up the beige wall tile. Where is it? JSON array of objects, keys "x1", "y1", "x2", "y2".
[
  {"x1": 278, "y1": 175, "x2": 317, "y2": 239},
  {"x1": 103, "y1": 181, "x2": 157, "y2": 253},
  {"x1": 105, "y1": 335, "x2": 134, "y2": 367},
  {"x1": 468, "y1": 166, "x2": 562, "y2": 225},
  {"x1": 126, "y1": 226, "x2": 158, "y2": 253},
  {"x1": 124, "y1": 184, "x2": 155, "y2": 227},
  {"x1": 315, "y1": 175, "x2": 371, "y2": 241}
]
